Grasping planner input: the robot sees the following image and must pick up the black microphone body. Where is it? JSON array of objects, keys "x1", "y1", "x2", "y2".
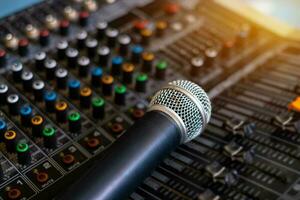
[{"x1": 60, "y1": 110, "x2": 181, "y2": 200}]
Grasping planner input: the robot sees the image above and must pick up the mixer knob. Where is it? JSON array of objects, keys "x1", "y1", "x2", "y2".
[
  {"x1": 78, "y1": 56, "x2": 90, "y2": 78},
  {"x1": 39, "y1": 29, "x2": 50, "y2": 47},
  {"x1": 122, "y1": 63, "x2": 135, "y2": 85},
  {"x1": 0, "y1": 119, "x2": 8, "y2": 140},
  {"x1": 0, "y1": 84, "x2": 8, "y2": 106},
  {"x1": 59, "y1": 20, "x2": 70, "y2": 36},
  {"x1": 135, "y1": 73, "x2": 148, "y2": 93},
  {"x1": 56, "y1": 40, "x2": 69, "y2": 60},
  {"x1": 142, "y1": 52, "x2": 154, "y2": 73},
  {"x1": 105, "y1": 28, "x2": 119, "y2": 48},
  {"x1": 4, "y1": 33, "x2": 18, "y2": 50},
  {"x1": 101, "y1": 75, "x2": 114, "y2": 96},
  {"x1": 91, "y1": 67, "x2": 103, "y2": 87},
  {"x1": 18, "y1": 38, "x2": 29, "y2": 57},
  {"x1": 114, "y1": 84, "x2": 127, "y2": 106},
  {"x1": 55, "y1": 68, "x2": 68, "y2": 90},
  {"x1": 164, "y1": 3, "x2": 181, "y2": 15},
  {"x1": 34, "y1": 51, "x2": 47, "y2": 71},
  {"x1": 76, "y1": 30, "x2": 88, "y2": 49},
  {"x1": 16, "y1": 141, "x2": 31, "y2": 165},
  {"x1": 155, "y1": 60, "x2": 167, "y2": 80},
  {"x1": 111, "y1": 56, "x2": 123, "y2": 76},
  {"x1": 224, "y1": 118, "x2": 255, "y2": 138},
  {"x1": 32, "y1": 80, "x2": 45, "y2": 102},
  {"x1": 96, "y1": 21, "x2": 108, "y2": 40},
  {"x1": 44, "y1": 91, "x2": 57, "y2": 113},
  {"x1": 85, "y1": 38, "x2": 98, "y2": 58},
  {"x1": 64, "y1": 6, "x2": 78, "y2": 22},
  {"x1": 25, "y1": 24, "x2": 39, "y2": 40},
  {"x1": 66, "y1": 48, "x2": 79, "y2": 69},
  {"x1": 190, "y1": 56, "x2": 205, "y2": 76},
  {"x1": 205, "y1": 162, "x2": 239, "y2": 186},
  {"x1": 133, "y1": 20, "x2": 148, "y2": 33},
  {"x1": 21, "y1": 71, "x2": 34, "y2": 91},
  {"x1": 131, "y1": 45, "x2": 143, "y2": 64},
  {"x1": 68, "y1": 111, "x2": 82, "y2": 133},
  {"x1": 223, "y1": 141, "x2": 255, "y2": 164},
  {"x1": 92, "y1": 97, "x2": 105, "y2": 119},
  {"x1": 155, "y1": 20, "x2": 167, "y2": 37},
  {"x1": 141, "y1": 29, "x2": 153, "y2": 46},
  {"x1": 98, "y1": 46, "x2": 111, "y2": 67},
  {"x1": 4, "y1": 130, "x2": 17, "y2": 153},
  {"x1": 12, "y1": 62, "x2": 23, "y2": 82},
  {"x1": 273, "y1": 112, "x2": 296, "y2": 132},
  {"x1": 221, "y1": 39, "x2": 235, "y2": 58},
  {"x1": 7, "y1": 94, "x2": 20, "y2": 116},
  {"x1": 20, "y1": 105, "x2": 33, "y2": 127},
  {"x1": 42, "y1": 125, "x2": 57, "y2": 148},
  {"x1": 45, "y1": 59, "x2": 58, "y2": 80},
  {"x1": 79, "y1": 11, "x2": 90, "y2": 27},
  {"x1": 80, "y1": 87, "x2": 92, "y2": 109},
  {"x1": 0, "y1": 49, "x2": 7, "y2": 68},
  {"x1": 118, "y1": 34, "x2": 131, "y2": 57},
  {"x1": 68, "y1": 79, "x2": 81, "y2": 100},
  {"x1": 55, "y1": 101, "x2": 68, "y2": 123},
  {"x1": 205, "y1": 47, "x2": 218, "y2": 67},
  {"x1": 45, "y1": 15, "x2": 59, "y2": 30},
  {"x1": 130, "y1": 103, "x2": 146, "y2": 120},
  {"x1": 31, "y1": 115, "x2": 44, "y2": 137}
]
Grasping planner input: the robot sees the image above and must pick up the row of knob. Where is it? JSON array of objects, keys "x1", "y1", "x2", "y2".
[
  {"x1": 1, "y1": 14, "x2": 169, "y2": 58},
  {"x1": 7, "y1": 61, "x2": 165, "y2": 105}
]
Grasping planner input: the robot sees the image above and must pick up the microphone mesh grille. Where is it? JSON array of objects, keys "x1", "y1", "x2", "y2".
[
  {"x1": 149, "y1": 80, "x2": 211, "y2": 143},
  {"x1": 169, "y1": 80, "x2": 211, "y2": 122}
]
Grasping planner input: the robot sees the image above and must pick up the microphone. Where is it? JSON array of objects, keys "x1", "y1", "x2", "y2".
[{"x1": 59, "y1": 80, "x2": 211, "y2": 200}]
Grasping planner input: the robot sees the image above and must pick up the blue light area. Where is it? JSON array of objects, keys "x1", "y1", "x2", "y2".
[
  {"x1": 245, "y1": 0, "x2": 300, "y2": 28},
  {"x1": 0, "y1": 0, "x2": 43, "y2": 18}
]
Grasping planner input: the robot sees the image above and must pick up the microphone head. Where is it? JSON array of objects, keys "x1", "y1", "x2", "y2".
[{"x1": 149, "y1": 80, "x2": 211, "y2": 143}]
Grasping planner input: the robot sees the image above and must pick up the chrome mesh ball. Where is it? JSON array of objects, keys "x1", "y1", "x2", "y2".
[
  {"x1": 149, "y1": 80, "x2": 211, "y2": 143},
  {"x1": 169, "y1": 80, "x2": 211, "y2": 122}
]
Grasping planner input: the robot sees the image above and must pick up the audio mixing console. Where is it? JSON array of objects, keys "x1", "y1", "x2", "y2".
[{"x1": 0, "y1": 0, "x2": 299, "y2": 199}]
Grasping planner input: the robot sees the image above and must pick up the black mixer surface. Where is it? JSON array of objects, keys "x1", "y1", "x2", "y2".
[{"x1": 0, "y1": 0, "x2": 299, "y2": 200}]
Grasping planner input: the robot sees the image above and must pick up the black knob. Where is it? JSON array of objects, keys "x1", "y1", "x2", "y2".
[
  {"x1": 0, "y1": 84, "x2": 8, "y2": 106},
  {"x1": 59, "y1": 20, "x2": 70, "y2": 36},
  {"x1": 0, "y1": 49, "x2": 7, "y2": 68},
  {"x1": 55, "y1": 68, "x2": 68, "y2": 90},
  {"x1": 34, "y1": 51, "x2": 47, "y2": 71},
  {"x1": 78, "y1": 56, "x2": 90, "y2": 77},
  {"x1": 12, "y1": 63, "x2": 23, "y2": 82},
  {"x1": 32, "y1": 80, "x2": 45, "y2": 102},
  {"x1": 66, "y1": 48, "x2": 79, "y2": 69},
  {"x1": 21, "y1": 71, "x2": 34, "y2": 92},
  {"x1": 76, "y1": 30, "x2": 88, "y2": 49},
  {"x1": 16, "y1": 141, "x2": 31, "y2": 165},
  {"x1": 39, "y1": 29, "x2": 50, "y2": 47},
  {"x1": 45, "y1": 59, "x2": 57, "y2": 80},
  {"x1": 105, "y1": 28, "x2": 119, "y2": 48},
  {"x1": 97, "y1": 46, "x2": 110, "y2": 67},
  {"x1": 118, "y1": 34, "x2": 131, "y2": 57},
  {"x1": 7, "y1": 94, "x2": 20, "y2": 116},
  {"x1": 91, "y1": 67, "x2": 103, "y2": 87},
  {"x1": 18, "y1": 38, "x2": 29, "y2": 57},
  {"x1": 96, "y1": 21, "x2": 108, "y2": 40},
  {"x1": 79, "y1": 11, "x2": 90, "y2": 27},
  {"x1": 190, "y1": 56, "x2": 204, "y2": 77},
  {"x1": 56, "y1": 40, "x2": 69, "y2": 60},
  {"x1": 85, "y1": 38, "x2": 98, "y2": 58}
]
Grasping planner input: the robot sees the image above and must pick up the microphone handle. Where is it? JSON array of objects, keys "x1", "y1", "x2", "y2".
[{"x1": 59, "y1": 110, "x2": 181, "y2": 200}]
